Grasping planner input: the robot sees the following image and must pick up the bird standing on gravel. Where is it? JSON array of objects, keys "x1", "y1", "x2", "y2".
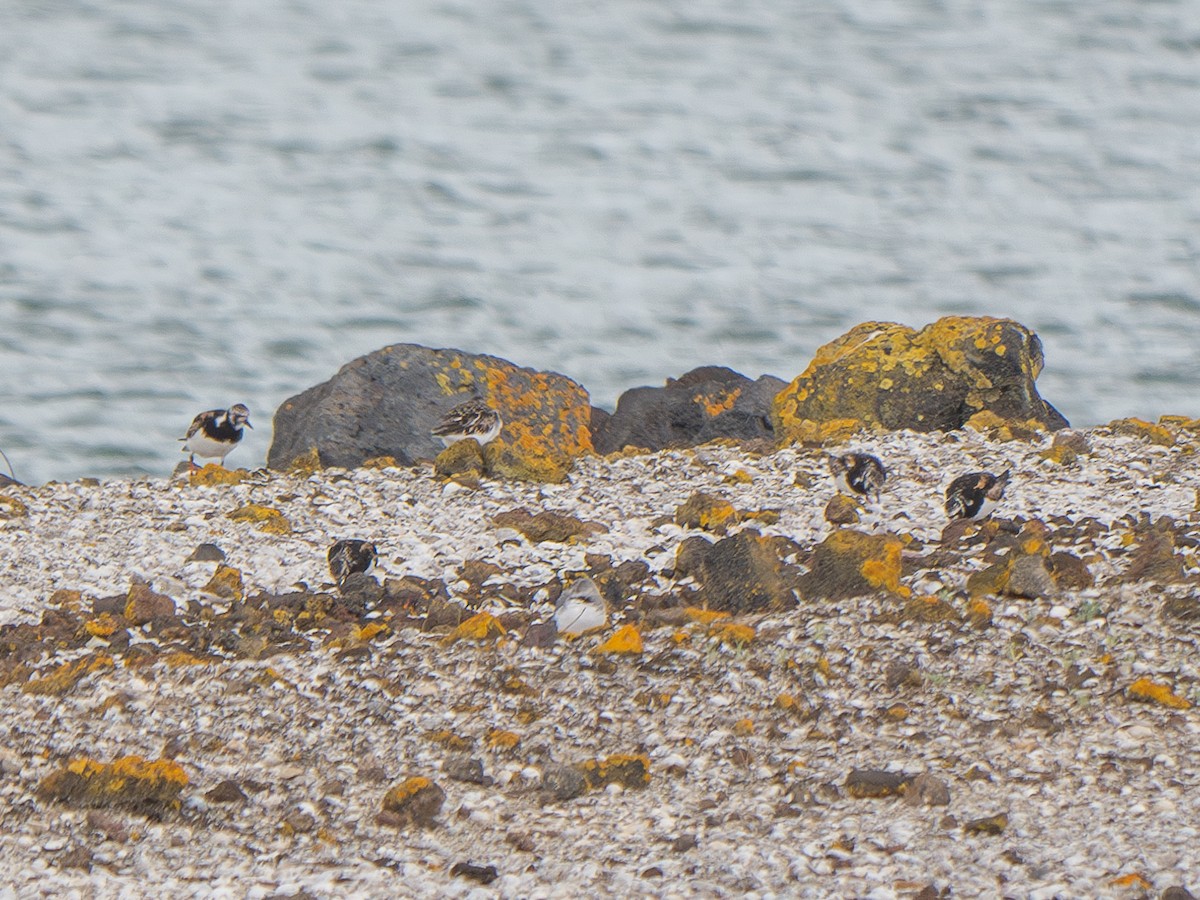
[
  {"x1": 328, "y1": 539, "x2": 378, "y2": 586},
  {"x1": 553, "y1": 576, "x2": 608, "y2": 637},
  {"x1": 432, "y1": 398, "x2": 503, "y2": 448},
  {"x1": 179, "y1": 404, "x2": 252, "y2": 470},
  {"x1": 829, "y1": 452, "x2": 887, "y2": 503},
  {"x1": 945, "y1": 470, "x2": 1010, "y2": 520}
]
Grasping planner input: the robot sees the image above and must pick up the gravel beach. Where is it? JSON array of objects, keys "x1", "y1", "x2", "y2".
[{"x1": 0, "y1": 426, "x2": 1198, "y2": 898}]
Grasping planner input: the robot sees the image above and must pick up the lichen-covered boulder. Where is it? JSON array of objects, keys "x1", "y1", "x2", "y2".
[
  {"x1": 675, "y1": 530, "x2": 799, "y2": 613},
  {"x1": 268, "y1": 345, "x2": 593, "y2": 482},
  {"x1": 800, "y1": 529, "x2": 907, "y2": 600},
  {"x1": 772, "y1": 317, "x2": 1067, "y2": 440},
  {"x1": 593, "y1": 366, "x2": 786, "y2": 453}
]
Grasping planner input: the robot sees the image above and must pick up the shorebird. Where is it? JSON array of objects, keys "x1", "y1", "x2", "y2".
[
  {"x1": 179, "y1": 404, "x2": 252, "y2": 470},
  {"x1": 945, "y1": 470, "x2": 1011, "y2": 520},
  {"x1": 553, "y1": 576, "x2": 608, "y2": 637},
  {"x1": 829, "y1": 452, "x2": 887, "y2": 503},
  {"x1": 432, "y1": 398, "x2": 503, "y2": 448},
  {"x1": 327, "y1": 539, "x2": 378, "y2": 586}
]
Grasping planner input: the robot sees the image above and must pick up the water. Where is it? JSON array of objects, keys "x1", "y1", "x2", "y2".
[{"x1": 1, "y1": 0, "x2": 1197, "y2": 484}]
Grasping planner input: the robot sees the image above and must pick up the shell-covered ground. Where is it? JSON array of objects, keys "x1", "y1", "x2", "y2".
[{"x1": 0, "y1": 427, "x2": 1198, "y2": 898}]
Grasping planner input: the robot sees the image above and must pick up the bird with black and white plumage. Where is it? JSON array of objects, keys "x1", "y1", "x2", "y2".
[
  {"x1": 327, "y1": 539, "x2": 378, "y2": 587},
  {"x1": 945, "y1": 470, "x2": 1011, "y2": 520},
  {"x1": 553, "y1": 576, "x2": 608, "y2": 637},
  {"x1": 828, "y1": 452, "x2": 887, "y2": 503},
  {"x1": 179, "y1": 404, "x2": 252, "y2": 470},
  {"x1": 431, "y1": 398, "x2": 503, "y2": 448}
]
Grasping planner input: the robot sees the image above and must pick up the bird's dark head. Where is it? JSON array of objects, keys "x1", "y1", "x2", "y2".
[{"x1": 228, "y1": 404, "x2": 253, "y2": 429}]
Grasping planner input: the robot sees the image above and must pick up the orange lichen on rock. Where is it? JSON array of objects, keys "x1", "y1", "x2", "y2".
[
  {"x1": 203, "y1": 565, "x2": 244, "y2": 600},
  {"x1": 23, "y1": 654, "x2": 114, "y2": 696},
  {"x1": 380, "y1": 777, "x2": 445, "y2": 828},
  {"x1": 695, "y1": 386, "x2": 742, "y2": 418},
  {"x1": 227, "y1": 504, "x2": 292, "y2": 535},
  {"x1": 37, "y1": 755, "x2": 188, "y2": 813},
  {"x1": 965, "y1": 410, "x2": 1047, "y2": 442},
  {"x1": 1127, "y1": 677, "x2": 1191, "y2": 710},
  {"x1": 1109, "y1": 417, "x2": 1176, "y2": 446},
  {"x1": 442, "y1": 612, "x2": 506, "y2": 645},
  {"x1": 85, "y1": 613, "x2": 122, "y2": 638},
  {"x1": 800, "y1": 529, "x2": 906, "y2": 600},
  {"x1": 425, "y1": 730, "x2": 474, "y2": 750},
  {"x1": 188, "y1": 464, "x2": 253, "y2": 486},
  {"x1": 709, "y1": 622, "x2": 755, "y2": 647},
  {"x1": 1108, "y1": 873, "x2": 1153, "y2": 890},
  {"x1": 287, "y1": 447, "x2": 324, "y2": 475},
  {"x1": 593, "y1": 624, "x2": 643, "y2": 655},
  {"x1": 486, "y1": 729, "x2": 521, "y2": 751},
  {"x1": 353, "y1": 623, "x2": 389, "y2": 642},
  {"x1": 0, "y1": 494, "x2": 28, "y2": 520},
  {"x1": 733, "y1": 718, "x2": 755, "y2": 736},
  {"x1": 674, "y1": 492, "x2": 741, "y2": 534},
  {"x1": 683, "y1": 608, "x2": 731, "y2": 625},
  {"x1": 772, "y1": 317, "x2": 1065, "y2": 440},
  {"x1": 577, "y1": 753, "x2": 651, "y2": 790}
]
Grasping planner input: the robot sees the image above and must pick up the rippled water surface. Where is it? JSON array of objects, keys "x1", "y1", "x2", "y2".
[{"x1": 1, "y1": 0, "x2": 1198, "y2": 483}]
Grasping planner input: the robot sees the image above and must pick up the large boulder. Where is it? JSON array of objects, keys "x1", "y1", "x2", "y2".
[
  {"x1": 592, "y1": 366, "x2": 786, "y2": 454},
  {"x1": 268, "y1": 345, "x2": 593, "y2": 482},
  {"x1": 772, "y1": 317, "x2": 1067, "y2": 441}
]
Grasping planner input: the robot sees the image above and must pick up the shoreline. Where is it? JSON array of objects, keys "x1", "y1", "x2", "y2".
[{"x1": 0, "y1": 427, "x2": 1198, "y2": 897}]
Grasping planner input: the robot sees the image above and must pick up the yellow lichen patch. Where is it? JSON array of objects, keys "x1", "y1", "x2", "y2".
[
  {"x1": 23, "y1": 654, "x2": 114, "y2": 696},
  {"x1": 287, "y1": 447, "x2": 323, "y2": 475},
  {"x1": 188, "y1": 464, "x2": 252, "y2": 486},
  {"x1": 486, "y1": 729, "x2": 521, "y2": 751},
  {"x1": 37, "y1": 755, "x2": 188, "y2": 813},
  {"x1": 885, "y1": 703, "x2": 910, "y2": 721},
  {"x1": 0, "y1": 494, "x2": 28, "y2": 520},
  {"x1": 683, "y1": 608, "x2": 731, "y2": 625},
  {"x1": 227, "y1": 504, "x2": 292, "y2": 535},
  {"x1": 695, "y1": 387, "x2": 742, "y2": 418},
  {"x1": 380, "y1": 776, "x2": 444, "y2": 827},
  {"x1": 425, "y1": 730, "x2": 474, "y2": 750},
  {"x1": 670, "y1": 630, "x2": 690, "y2": 645},
  {"x1": 801, "y1": 528, "x2": 906, "y2": 600},
  {"x1": 1110, "y1": 417, "x2": 1175, "y2": 446},
  {"x1": 593, "y1": 624, "x2": 643, "y2": 655},
  {"x1": 964, "y1": 410, "x2": 1046, "y2": 442},
  {"x1": 160, "y1": 651, "x2": 211, "y2": 668},
  {"x1": 709, "y1": 622, "x2": 755, "y2": 647},
  {"x1": 776, "y1": 417, "x2": 864, "y2": 447},
  {"x1": 577, "y1": 753, "x2": 651, "y2": 791},
  {"x1": 442, "y1": 612, "x2": 506, "y2": 645},
  {"x1": 733, "y1": 718, "x2": 754, "y2": 736},
  {"x1": 1127, "y1": 677, "x2": 1191, "y2": 710},
  {"x1": 1160, "y1": 415, "x2": 1200, "y2": 432},
  {"x1": 1108, "y1": 873, "x2": 1153, "y2": 890},
  {"x1": 203, "y1": 564, "x2": 244, "y2": 600},
  {"x1": 724, "y1": 469, "x2": 753, "y2": 485},
  {"x1": 85, "y1": 613, "x2": 122, "y2": 638},
  {"x1": 353, "y1": 623, "x2": 389, "y2": 642},
  {"x1": 774, "y1": 693, "x2": 799, "y2": 710},
  {"x1": 967, "y1": 598, "x2": 993, "y2": 628},
  {"x1": 674, "y1": 492, "x2": 740, "y2": 534}
]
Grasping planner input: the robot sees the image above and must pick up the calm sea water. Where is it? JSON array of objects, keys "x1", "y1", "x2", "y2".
[{"x1": 1, "y1": 0, "x2": 1198, "y2": 484}]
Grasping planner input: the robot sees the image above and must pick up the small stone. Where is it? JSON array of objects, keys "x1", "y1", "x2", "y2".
[
  {"x1": 844, "y1": 769, "x2": 912, "y2": 798},
  {"x1": 823, "y1": 493, "x2": 861, "y2": 525},
  {"x1": 443, "y1": 755, "x2": 486, "y2": 785},
  {"x1": 186, "y1": 543, "x2": 226, "y2": 563},
  {"x1": 963, "y1": 812, "x2": 1008, "y2": 835},
  {"x1": 671, "y1": 833, "x2": 698, "y2": 853},
  {"x1": 540, "y1": 764, "x2": 587, "y2": 801},
  {"x1": 902, "y1": 773, "x2": 951, "y2": 807},
  {"x1": 1003, "y1": 553, "x2": 1057, "y2": 599},
  {"x1": 282, "y1": 809, "x2": 316, "y2": 834},
  {"x1": 123, "y1": 581, "x2": 176, "y2": 626},
  {"x1": 449, "y1": 862, "x2": 498, "y2": 885},
  {"x1": 1161, "y1": 888, "x2": 1197, "y2": 900},
  {"x1": 205, "y1": 780, "x2": 247, "y2": 804},
  {"x1": 380, "y1": 777, "x2": 445, "y2": 828},
  {"x1": 520, "y1": 621, "x2": 558, "y2": 648},
  {"x1": 506, "y1": 830, "x2": 536, "y2": 853}
]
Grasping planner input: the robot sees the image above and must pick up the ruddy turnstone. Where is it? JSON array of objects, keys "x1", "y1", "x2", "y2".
[
  {"x1": 828, "y1": 452, "x2": 887, "y2": 503},
  {"x1": 179, "y1": 404, "x2": 252, "y2": 469},
  {"x1": 945, "y1": 470, "x2": 1011, "y2": 520},
  {"x1": 553, "y1": 576, "x2": 608, "y2": 637},
  {"x1": 432, "y1": 398, "x2": 503, "y2": 448},
  {"x1": 328, "y1": 539, "x2": 378, "y2": 586}
]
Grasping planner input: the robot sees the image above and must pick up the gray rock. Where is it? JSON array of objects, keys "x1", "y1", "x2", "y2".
[
  {"x1": 592, "y1": 366, "x2": 785, "y2": 454},
  {"x1": 267, "y1": 343, "x2": 589, "y2": 471}
]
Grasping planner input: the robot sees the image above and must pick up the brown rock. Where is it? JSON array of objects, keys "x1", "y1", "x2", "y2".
[
  {"x1": 683, "y1": 530, "x2": 798, "y2": 613},
  {"x1": 449, "y1": 862, "x2": 499, "y2": 885},
  {"x1": 123, "y1": 581, "x2": 176, "y2": 626},
  {"x1": 492, "y1": 508, "x2": 606, "y2": 543},
  {"x1": 205, "y1": 780, "x2": 247, "y2": 804},
  {"x1": 380, "y1": 777, "x2": 445, "y2": 828},
  {"x1": 674, "y1": 492, "x2": 741, "y2": 534},
  {"x1": 902, "y1": 773, "x2": 951, "y2": 807},
  {"x1": 845, "y1": 768, "x2": 912, "y2": 798},
  {"x1": 772, "y1": 317, "x2": 1067, "y2": 439},
  {"x1": 1003, "y1": 553, "x2": 1057, "y2": 599},
  {"x1": 800, "y1": 529, "x2": 905, "y2": 600},
  {"x1": 963, "y1": 812, "x2": 1008, "y2": 835},
  {"x1": 823, "y1": 493, "x2": 861, "y2": 525},
  {"x1": 540, "y1": 764, "x2": 587, "y2": 801}
]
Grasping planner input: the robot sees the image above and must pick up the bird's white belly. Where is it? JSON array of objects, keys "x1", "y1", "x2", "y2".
[{"x1": 184, "y1": 432, "x2": 238, "y2": 460}]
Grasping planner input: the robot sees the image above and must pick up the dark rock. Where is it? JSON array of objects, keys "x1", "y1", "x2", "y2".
[
  {"x1": 520, "y1": 622, "x2": 558, "y2": 648},
  {"x1": 1121, "y1": 519, "x2": 1187, "y2": 584},
  {"x1": 844, "y1": 769, "x2": 912, "y2": 798},
  {"x1": 424, "y1": 598, "x2": 469, "y2": 630},
  {"x1": 186, "y1": 543, "x2": 226, "y2": 563},
  {"x1": 123, "y1": 581, "x2": 177, "y2": 627},
  {"x1": 492, "y1": 508, "x2": 606, "y2": 543},
  {"x1": 443, "y1": 755, "x2": 486, "y2": 785},
  {"x1": 205, "y1": 779, "x2": 247, "y2": 804},
  {"x1": 282, "y1": 809, "x2": 316, "y2": 834},
  {"x1": 884, "y1": 659, "x2": 918, "y2": 689},
  {"x1": 592, "y1": 366, "x2": 786, "y2": 454},
  {"x1": 680, "y1": 530, "x2": 798, "y2": 614},
  {"x1": 1162, "y1": 887, "x2": 1197, "y2": 900},
  {"x1": 434, "y1": 439, "x2": 484, "y2": 479},
  {"x1": 671, "y1": 833, "x2": 698, "y2": 853},
  {"x1": 1003, "y1": 553, "x2": 1057, "y2": 599},
  {"x1": 800, "y1": 530, "x2": 905, "y2": 600},
  {"x1": 268, "y1": 344, "x2": 592, "y2": 482},
  {"x1": 902, "y1": 773, "x2": 951, "y2": 807},
  {"x1": 506, "y1": 830, "x2": 536, "y2": 853},
  {"x1": 823, "y1": 494, "x2": 861, "y2": 525},
  {"x1": 380, "y1": 778, "x2": 445, "y2": 828},
  {"x1": 963, "y1": 812, "x2": 1008, "y2": 835},
  {"x1": 1048, "y1": 551, "x2": 1094, "y2": 590},
  {"x1": 540, "y1": 764, "x2": 587, "y2": 801},
  {"x1": 773, "y1": 317, "x2": 1067, "y2": 439},
  {"x1": 449, "y1": 862, "x2": 498, "y2": 885},
  {"x1": 335, "y1": 573, "x2": 384, "y2": 616}
]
